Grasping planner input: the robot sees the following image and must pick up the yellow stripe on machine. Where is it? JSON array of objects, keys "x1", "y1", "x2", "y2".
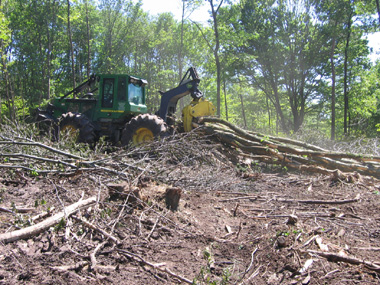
[{"x1": 100, "y1": 109, "x2": 124, "y2": 113}]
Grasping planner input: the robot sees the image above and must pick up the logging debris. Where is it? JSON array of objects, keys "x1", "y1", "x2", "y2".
[
  {"x1": 0, "y1": 121, "x2": 380, "y2": 284},
  {"x1": 195, "y1": 116, "x2": 380, "y2": 179}
]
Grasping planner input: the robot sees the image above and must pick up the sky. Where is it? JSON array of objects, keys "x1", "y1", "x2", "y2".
[
  {"x1": 368, "y1": 32, "x2": 380, "y2": 62},
  {"x1": 139, "y1": 0, "x2": 210, "y2": 23},
  {"x1": 138, "y1": 0, "x2": 380, "y2": 62}
]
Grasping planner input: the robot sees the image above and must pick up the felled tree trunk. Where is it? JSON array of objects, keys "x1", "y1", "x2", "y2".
[{"x1": 195, "y1": 117, "x2": 380, "y2": 179}]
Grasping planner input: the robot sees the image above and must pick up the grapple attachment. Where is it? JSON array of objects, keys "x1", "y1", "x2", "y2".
[{"x1": 182, "y1": 98, "x2": 216, "y2": 132}]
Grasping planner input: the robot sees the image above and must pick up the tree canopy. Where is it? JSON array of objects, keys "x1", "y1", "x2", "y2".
[{"x1": 0, "y1": 0, "x2": 379, "y2": 139}]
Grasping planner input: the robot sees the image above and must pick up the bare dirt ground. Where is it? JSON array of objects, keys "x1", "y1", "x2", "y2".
[{"x1": 1, "y1": 135, "x2": 380, "y2": 284}]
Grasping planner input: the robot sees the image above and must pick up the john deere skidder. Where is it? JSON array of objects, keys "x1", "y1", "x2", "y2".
[{"x1": 37, "y1": 67, "x2": 215, "y2": 145}]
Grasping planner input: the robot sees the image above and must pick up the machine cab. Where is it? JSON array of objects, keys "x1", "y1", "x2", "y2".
[{"x1": 96, "y1": 74, "x2": 148, "y2": 120}]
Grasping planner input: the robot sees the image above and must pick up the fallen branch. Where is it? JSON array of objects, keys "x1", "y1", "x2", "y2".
[
  {"x1": 276, "y1": 195, "x2": 360, "y2": 205},
  {"x1": 32, "y1": 207, "x2": 55, "y2": 222},
  {"x1": 0, "y1": 206, "x2": 36, "y2": 214},
  {"x1": 0, "y1": 207, "x2": 14, "y2": 214},
  {"x1": 116, "y1": 249, "x2": 193, "y2": 284},
  {"x1": 220, "y1": 196, "x2": 258, "y2": 202},
  {"x1": 239, "y1": 247, "x2": 259, "y2": 281},
  {"x1": 71, "y1": 215, "x2": 120, "y2": 244},
  {"x1": 90, "y1": 241, "x2": 107, "y2": 271},
  {"x1": 0, "y1": 196, "x2": 96, "y2": 243},
  {"x1": 353, "y1": 247, "x2": 380, "y2": 251},
  {"x1": 0, "y1": 140, "x2": 84, "y2": 160},
  {"x1": 0, "y1": 153, "x2": 78, "y2": 169},
  {"x1": 146, "y1": 216, "x2": 161, "y2": 240},
  {"x1": 307, "y1": 250, "x2": 380, "y2": 273}
]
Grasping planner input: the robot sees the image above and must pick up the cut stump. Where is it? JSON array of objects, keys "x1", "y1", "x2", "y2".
[{"x1": 165, "y1": 188, "x2": 182, "y2": 211}]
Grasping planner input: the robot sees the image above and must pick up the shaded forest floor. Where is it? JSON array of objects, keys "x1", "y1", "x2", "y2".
[{"x1": 0, "y1": 132, "x2": 380, "y2": 284}]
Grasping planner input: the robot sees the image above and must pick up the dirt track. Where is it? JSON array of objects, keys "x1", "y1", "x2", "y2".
[{"x1": 1, "y1": 139, "x2": 380, "y2": 284}]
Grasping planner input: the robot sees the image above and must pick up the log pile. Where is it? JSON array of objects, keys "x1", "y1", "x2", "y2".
[{"x1": 195, "y1": 117, "x2": 380, "y2": 180}]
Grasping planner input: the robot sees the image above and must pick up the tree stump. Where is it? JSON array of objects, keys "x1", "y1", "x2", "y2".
[{"x1": 165, "y1": 188, "x2": 182, "y2": 211}]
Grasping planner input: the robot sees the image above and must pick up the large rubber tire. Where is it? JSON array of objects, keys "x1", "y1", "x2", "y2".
[
  {"x1": 35, "y1": 111, "x2": 57, "y2": 140},
  {"x1": 59, "y1": 112, "x2": 97, "y2": 144},
  {"x1": 121, "y1": 114, "x2": 168, "y2": 146}
]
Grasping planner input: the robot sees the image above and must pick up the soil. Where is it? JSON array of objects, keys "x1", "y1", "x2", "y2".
[{"x1": 1, "y1": 140, "x2": 380, "y2": 284}]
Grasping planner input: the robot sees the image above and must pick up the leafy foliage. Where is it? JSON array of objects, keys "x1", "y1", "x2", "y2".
[{"x1": 0, "y1": 0, "x2": 379, "y2": 139}]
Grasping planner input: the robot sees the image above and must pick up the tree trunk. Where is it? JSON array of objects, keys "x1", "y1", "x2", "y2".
[
  {"x1": 376, "y1": 0, "x2": 380, "y2": 27},
  {"x1": 266, "y1": 95, "x2": 271, "y2": 130},
  {"x1": 0, "y1": 31, "x2": 4, "y2": 123},
  {"x1": 195, "y1": 116, "x2": 380, "y2": 178},
  {"x1": 179, "y1": 0, "x2": 185, "y2": 111},
  {"x1": 2, "y1": 57, "x2": 14, "y2": 121},
  {"x1": 223, "y1": 79, "x2": 228, "y2": 120},
  {"x1": 208, "y1": 0, "x2": 224, "y2": 118},
  {"x1": 273, "y1": 88, "x2": 288, "y2": 133},
  {"x1": 67, "y1": 0, "x2": 76, "y2": 89},
  {"x1": 45, "y1": 0, "x2": 57, "y2": 100},
  {"x1": 330, "y1": 35, "x2": 336, "y2": 141},
  {"x1": 85, "y1": 0, "x2": 91, "y2": 78},
  {"x1": 343, "y1": 9, "x2": 353, "y2": 135},
  {"x1": 239, "y1": 93, "x2": 247, "y2": 128},
  {"x1": 46, "y1": 27, "x2": 51, "y2": 100}
]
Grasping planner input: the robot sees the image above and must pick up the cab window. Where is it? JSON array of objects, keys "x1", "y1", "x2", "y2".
[
  {"x1": 118, "y1": 76, "x2": 127, "y2": 101},
  {"x1": 128, "y1": 83, "x2": 143, "y2": 105},
  {"x1": 102, "y1": 78, "x2": 114, "y2": 108}
]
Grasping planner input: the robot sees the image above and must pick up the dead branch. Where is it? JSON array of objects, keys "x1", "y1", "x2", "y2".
[
  {"x1": 116, "y1": 249, "x2": 193, "y2": 284},
  {"x1": 90, "y1": 241, "x2": 107, "y2": 271},
  {"x1": 353, "y1": 247, "x2": 380, "y2": 251},
  {"x1": 240, "y1": 247, "x2": 259, "y2": 281},
  {"x1": 31, "y1": 207, "x2": 55, "y2": 222},
  {"x1": 0, "y1": 140, "x2": 84, "y2": 160},
  {"x1": 0, "y1": 207, "x2": 14, "y2": 214},
  {"x1": 0, "y1": 153, "x2": 78, "y2": 169},
  {"x1": 220, "y1": 196, "x2": 258, "y2": 202},
  {"x1": 0, "y1": 196, "x2": 96, "y2": 243},
  {"x1": 307, "y1": 250, "x2": 380, "y2": 273},
  {"x1": 146, "y1": 216, "x2": 161, "y2": 240},
  {"x1": 71, "y1": 215, "x2": 120, "y2": 244},
  {"x1": 276, "y1": 195, "x2": 360, "y2": 205}
]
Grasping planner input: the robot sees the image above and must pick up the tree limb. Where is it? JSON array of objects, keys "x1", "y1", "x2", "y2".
[{"x1": 0, "y1": 196, "x2": 96, "y2": 243}]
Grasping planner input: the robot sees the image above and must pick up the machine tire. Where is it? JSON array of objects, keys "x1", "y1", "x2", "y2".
[
  {"x1": 59, "y1": 112, "x2": 97, "y2": 144},
  {"x1": 121, "y1": 114, "x2": 168, "y2": 146},
  {"x1": 35, "y1": 111, "x2": 57, "y2": 140}
]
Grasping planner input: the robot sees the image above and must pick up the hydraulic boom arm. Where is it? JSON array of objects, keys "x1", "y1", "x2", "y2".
[
  {"x1": 157, "y1": 67, "x2": 203, "y2": 122},
  {"x1": 61, "y1": 74, "x2": 98, "y2": 99},
  {"x1": 157, "y1": 67, "x2": 215, "y2": 131}
]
